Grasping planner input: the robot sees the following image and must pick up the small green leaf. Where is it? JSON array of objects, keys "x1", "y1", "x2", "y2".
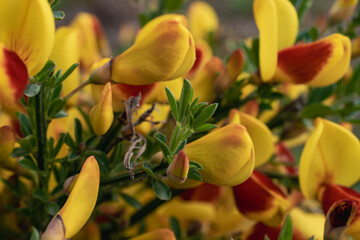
[
  {"x1": 174, "y1": 140, "x2": 186, "y2": 155},
  {"x1": 55, "y1": 63, "x2": 79, "y2": 87},
  {"x1": 53, "y1": 110, "x2": 68, "y2": 119},
  {"x1": 187, "y1": 169, "x2": 202, "y2": 181},
  {"x1": 36, "y1": 60, "x2": 56, "y2": 82},
  {"x1": 193, "y1": 103, "x2": 218, "y2": 129},
  {"x1": 178, "y1": 79, "x2": 193, "y2": 120},
  {"x1": 53, "y1": 11, "x2": 65, "y2": 20},
  {"x1": 19, "y1": 135, "x2": 37, "y2": 152},
  {"x1": 193, "y1": 123, "x2": 217, "y2": 132},
  {"x1": 166, "y1": 87, "x2": 179, "y2": 121},
  {"x1": 189, "y1": 161, "x2": 203, "y2": 170},
  {"x1": 48, "y1": 98, "x2": 67, "y2": 118},
  {"x1": 11, "y1": 147, "x2": 29, "y2": 158},
  {"x1": 32, "y1": 189, "x2": 48, "y2": 202},
  {"x1": 152, "y1": 179, "x2": 171, "y2": 200},
  {"x1": 301, "y1": 103, "x2": 334, "y2": 118},
  {"x1": 17, "y1": 112, "x2": 32, "y2": 136},
  {"x1": 169, "y1": 216, "x2": 182, "y2": 239},
  {"x1": 18, "y1": 158, "x2": 38, "y2": 171},
  {"x1": 120, "y1": 193, "x2": 141, "y2": 210},
  {"x1": 24, "y1": 84, "x2": 41, "y2": 97},
  {"x1": 74, "y1": 118, "x2": 82, "y2": 145},
  {"x1": 154, "y1": 132, "x2": 171, "y2": 157},
  {"x1": 307, "y1": 236, "x2": 315, "y2": 240},
  {"x1": 278, "y1": 214, "x2": 293, "y2": 240},
  {"x1": 45, "y1": 202, "x2": 59, "y2": 216},
  {"x1": 30, "y1": 227, "x2": 40, "y2": 240},
  {"x1": 142, "y1": 162, "x2": 156, "y2": 179},
  {"x1": 193, "y1": 102, "x2": 207, "y2": 118},
  {"x1": 64, "y1": 133, "x2": 76, "y2": 150}
]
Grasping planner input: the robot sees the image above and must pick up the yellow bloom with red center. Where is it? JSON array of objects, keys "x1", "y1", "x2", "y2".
[
  {"x1": 188, "y1": 1, "x2": 219, "y2": 41},
  {"x1": 184, "y1": 123, "x2": 255, "y2": 186},
  {"x1": 299, "y1": 118, "x2": 360, "y2": 199},
  {"x1": 42, "y1": 156, "x2": 100, "y2": 239},
  {"x1": 89, "y1": 82, "x2": 113, "y2": 135},
  {"x1": 89, "y1": 20, "x2": 195, "y2": 86},
  {"x1": 253, "y1": 0, "x2": 298, "y2": 81}
]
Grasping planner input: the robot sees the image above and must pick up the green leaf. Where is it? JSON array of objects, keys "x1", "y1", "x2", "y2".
[
  {"x1": 189, "y1": 161, "x2": 203, "y2": 170},
  {"x1": 120, "y1": 193, "x2": 141, "y2": 210},
  {"x1": 17, "y1": 112, "x2": 32, "y2": 136},
  {"x1": 11, "y1": 147, "x2": 29, "y2": 158},
  {"x1": 178, "y1": 79, "x2": 193, "y2": 121},
  {"x1": 51, "y1": 0, "x2": 61, "y2": 8},
  {"x1": 193, "y1": 123, "x2": 217, "y2": 132},
  {"x1": 278, "y1": 214, "x2": 293, "y2": 240},
  {"x1": 187, "y1": 169, "x2": 202, "y2": 181},
  {"x1": 74, "y1": 118, "x2": 82, "y2": 145},
  {"x1": 264, "y1": 235, "x2": 270, "y2": 240},
  {"x1": 308, "y1": 84, "x2": 335, "y2": 104},
  {"x1": 19, "y1": 135, "x2": 37, "y2": 152},
  {"x1": 53, "y1": 11, "x2": 65, "y2": 20},
  {"x1": 53, "y1": 110, "x2": 68, "y2": 119},
  {"x1": 48, "y1": 98, "x2": 67, "y2": 118},
  {"x1": 18, "y1": 158, "x2": 38, "y2": 171},
  {"x1": 36, "y1": 60, "x2": 56, "y2": 82},
  {"x1": 154, "y1": 132, "x2": 171, "y2": 157},
  {"x1": 307, "y1": 236, "x2": 315, "y2": 240},
  {"x1": 166, "y1": 87, "x2": 179, "y2": 121},
  {"x1": 45, "y1": 202, "x2": 59, "y2": 216},
  {"x1": 193, "y1": 103, "x2": 218, "y2": 129},
  {"x1": 142, "y1": 162, "x2": 156, "y2": 179},
  {"x1": 24, "y1": 84, "x2": 41, "y2": 97},
  {"x1": 152, "y1": 179, "x2": 171, "y2": 200},
  {"x1": 30, "y1": 227, "x2": 40, "y2": 240},
  {"x1": 301, "y1": 103, "x2": 334, "y2": 118},
  {"x1": 169, "y1": 216, "x2": 182, "y2": 239},
  {"x1": 174, "y1": 140, "x2": 186, "y2": 155},
  {"x1": 32, "y1": 189, "x2": 48, "y2": 202},
  {"x1": 193, "y1": 102, "x2": 208, "y2": 118},
  {"x1": 55, "y1": 63, "x2": 79, "y2": 87}
]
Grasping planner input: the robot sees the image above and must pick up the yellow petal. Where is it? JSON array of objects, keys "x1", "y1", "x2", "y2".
[
  {"x1": 184, "y1": 123, "x2": 255, "y2": 186},
  {"x1": 0, "y1": 0, "x2": 55, "y2": 76},
  {"x1": 130, "y1": 229, "x2": 175, "y2": 240},
  {"x1": 90, "y1": 20, "x2": 195, "y2": 85},
  {"x1": 90, "y1": 82, "x2": 113, "y2": 135},
  {"x1": 71, "y1": 12, "x2": 111, "y2": 71},
  {"x1": 145, "y1": 77, "x2": 183, "y2": 103},
  {"x1": 57, "y1": 156, "x2": 100, "y2": 238},
  {"x1": 188, "y1": 1, "x2": 219, "y2": 41},
  {"x1": 299, "y1": 118, "x2": 360, "y2": 199},
  {"x1": 229, "y1": 109, "x2": 275, "y2": 167},
  {"x1": 274, "y1": 34, "x2": 351, "y2": 87},
  {"x1": 0, "y1": 44, "x2": 28, "y2": 105},
  {"x1": 185, "y1": 39, "x2": 213, "y2": 79},
  {"x1": 253, "y1": 0, "x2": 278, "y2": 81},
  {"x1": 50, "y1": 27, "x2": 80, "y2": 105},
  {"x1": 290, "y1": 207, "x2": 325, "y2": 240},
  {"x1": 273, "y1": 0, "x2": 298, "y2": 50},
  {"x1": 135, "y1": 14, "x2": 188, "y2": 43},
  {"x1": 330, "y1": 0, "x2": 359, "y2": 24},
  {"x1": 0, "y1": 126, "x2": 15, "y2": 163}
]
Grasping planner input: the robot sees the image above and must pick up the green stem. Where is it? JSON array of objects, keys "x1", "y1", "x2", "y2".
[
  {"x1": 64, "y1": 79, "x2": 90, "y2": 100},
  {"x1": 96, "y1": 120, "x2": 123, "y2": 152},
  {"x1": 35, "y1": 86, "x2": 46, "y2": 172}
]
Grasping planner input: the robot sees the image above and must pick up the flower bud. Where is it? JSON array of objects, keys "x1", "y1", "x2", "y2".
[
  {"x1": 42, "y1": 156, "x2": 100, "y2": 239},
  {"x1": 329, "y1": 0, "x2": 358, "y2": 25},
  {"x1": 167, "y1": 150, "x2": 190, "y2": 184},
  {"x1": 0, "y1": 125, "x2": 15, "y2": 163},
  {"x1": 89, "y1": 20, "x2": 195, "y2": 86},
  {"x1": 89, "y1": 82, "x2": 113, "y2": 135},
  {"x1": 227, "y1": 49, "x2": 245, "y2": 80},
  {"x1": 324, "y1": 199, "x2": 358, "y2": 240}
]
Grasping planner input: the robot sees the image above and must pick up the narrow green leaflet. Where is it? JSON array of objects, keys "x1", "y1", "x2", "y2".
[
  {"x1": 142, "y1": 162, "x2": 156, "y2": 179},
  {"x1": 53, "y1": 11, "x2": 65, "y2": 20},
  {"x1": 169, "y1": 216, "x2": 182, "y2": 239},
  {"x1": 152, "y1": 179, "x2": 171, "y2": 200},
  {"x1": 120, "y1": 193, "x2": 142, "y2": 210},
  {"x1": 278, "y1": 214, "x2": 293, "y2": 240},
  {"x1": 18, "y1": 158, "x2": 38, "y2": 172},
  {"x1": 24, "y1": 84, "x2": 41, "y2": 97},
  {"x1": 193, "y1": 103, "x2": 218, "y2": 129},
  {"x1": 30, "y1": 227, "x2": 40, "y2": 240},
  {"x1": 193, "y1": 123, "x2": 217, "y2": 133},
  {"x1": 166, "y1": 87, "x2": 179, "y2": 121}
]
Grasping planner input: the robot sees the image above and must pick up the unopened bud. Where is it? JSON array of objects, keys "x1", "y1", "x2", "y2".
[
  {"x1": 63, "y1": 175, "x2": 78, "y2": 195},
  {"x1": 167, "y1": 150, "x2": 189, "y2": 184},
  {"x1": 324, "y1": 199, "x2": 358, "y2": 240},
  {"x1": 330, "y1": 0, "x2": 358, "y2": 25},
  {"x1": 88, "y1": 59, "x2": 113, "y2": 85}
]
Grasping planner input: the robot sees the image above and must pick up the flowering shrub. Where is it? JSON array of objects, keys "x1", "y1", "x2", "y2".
[{"x1": 0, "y1": 0, "x2": 360, "y2": 239}]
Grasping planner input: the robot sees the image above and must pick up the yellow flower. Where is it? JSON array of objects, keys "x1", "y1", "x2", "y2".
[
  {"x1": 184, "y1": 123, "x2": 255, "y2": 186},
  {"x1": 299, "y1": 118, "x2": 360, "y2": 199},
  {"x1": 330, "y1": 0, "x2": 359, "y2": 24},
  {"x1": 130, "y1": 229, "x2": 176, "y2": 240},
  {"x1": 42, "y1": 156, "x2": 100, "y2": 239},
  {"x1": 89, "y1": 20, "x2": 195, "y2": 86}
]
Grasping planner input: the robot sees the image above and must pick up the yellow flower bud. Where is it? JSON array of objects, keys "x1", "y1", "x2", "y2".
[
  {"x1": 167, "y1": 150, "x2": 190, "y2": 184},
  {"x1": 130, "y1": 229, "x2": 176, "y2": 240},
  {"x1": 89, "y1": 82, "x2": 113, "y2": 135},
  {"x1": 330, "y1": 0, "x2": 359, "y2": 25}
]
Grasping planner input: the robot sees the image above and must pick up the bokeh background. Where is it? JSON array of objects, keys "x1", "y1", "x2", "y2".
[{"x1": 56, "y1": 0, "x2": 334, "y2": 53}]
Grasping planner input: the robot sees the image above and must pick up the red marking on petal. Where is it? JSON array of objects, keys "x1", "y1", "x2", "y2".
[
  {"x1": 320, "y1": 183, "x2": 360, "y2": 224},
  {"x1": 115, "y1": 83, "x2": 156, "y2": 105},
  {"x1": 3, "y1": 49, "x2": 28, "y2": 102},
  {"x1": 180, "y1": 183, "x2": 222, "y2": 203},
  {"x1": 277, "y1": 41, "x2": 333, "y2": 84},
  {"x1": 247, "y1": 223, "x2": 305, "y2": 240},
  {"x1": 187, "y1": 47, "x2": 203, "y2": 75},
  {"x1": 276, "y1": 143, "x2": 297, "y2": 175}
]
